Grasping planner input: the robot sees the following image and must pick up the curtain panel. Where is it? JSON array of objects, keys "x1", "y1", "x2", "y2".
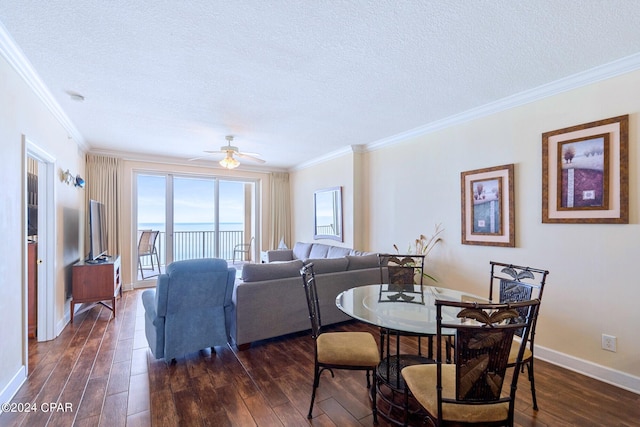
[
  {"x1": 269, "y1": 172, "x2": 291, "y2": 249},
  {"x1": 85, "y1": 154, "x2": 122, "y2": 258}
]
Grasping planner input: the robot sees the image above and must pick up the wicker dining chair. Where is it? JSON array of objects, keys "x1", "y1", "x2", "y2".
[
  {"x1": 377, "y1": 254, "x2": 430, "y2": 357},
  {"x1": 402, "y1": 298, "x2": 540, "y2": 426},
  {"x1": 299, "y1": 263, "x2": 380, "y2": 421},
  {"x1": 489, "y1": 261, "x2": 549, "y2": 411}
]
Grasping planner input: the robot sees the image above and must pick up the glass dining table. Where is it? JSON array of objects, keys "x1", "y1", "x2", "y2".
[{"x1": 335, "y1": 283, "x2": 489, "y2": 424}]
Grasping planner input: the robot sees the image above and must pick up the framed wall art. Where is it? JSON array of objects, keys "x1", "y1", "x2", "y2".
[
  {"x1": 461, "y1": 164, "x2": 515, "y2": 247},
  {"x1": 542, "y1": 115, "x2": 628, "y2": 223}
]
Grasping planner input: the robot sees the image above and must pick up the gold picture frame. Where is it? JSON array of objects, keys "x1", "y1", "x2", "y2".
[
  {"x1": 461, "y1": 164, "x2": 515, "y2": 247},
  {"x1": 542, "y1": 115, "x2": 628, "y2": 223}
]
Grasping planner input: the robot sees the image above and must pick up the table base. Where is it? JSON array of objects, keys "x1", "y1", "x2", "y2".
[{"x1": 375, "y1": 354, "x2": 433, "y2": 426}]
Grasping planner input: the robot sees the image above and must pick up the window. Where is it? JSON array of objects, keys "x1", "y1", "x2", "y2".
[{"x1": 135, "y1": 173, "x2": 257, "y2": 282}]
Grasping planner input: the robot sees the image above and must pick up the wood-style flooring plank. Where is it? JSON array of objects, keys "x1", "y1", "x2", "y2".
[
  {"x1": 243, "y1": 392, "x2": 284, "y2": 426},
  {"x1": 100, "y1": 390, "x2": 128, "y2": 427},
  {"x1": 271, "y1": 401, "x2": 311, "y2": 426},
  {"x1": 125, "y1": 410, "x2": 151, "y2": 427},
  {"x1": 126, "y1": 372, "x2": 149, "y2": 416},
  {"x1": 149, "y1": 389, "x2": 180, "y2": 427},
  {"x1": 316, "y1": 397, "x2": 363, "y2": 427},
  {"x1": 217, "y1": 385, "x2": 257, "y2": 426}
]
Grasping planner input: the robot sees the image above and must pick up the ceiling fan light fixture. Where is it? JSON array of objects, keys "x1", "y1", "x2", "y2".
[{"x1": 219, "y1": 154, "x2": 240, "y2": 169}]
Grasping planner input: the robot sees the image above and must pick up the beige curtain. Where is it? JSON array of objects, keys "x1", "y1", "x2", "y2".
[
  {"x1": 269, "y1": 172, "x2": 291, "y2": 249},
  {"x1": 85, "y1": 154, "x2": 121, "y2": 257}
]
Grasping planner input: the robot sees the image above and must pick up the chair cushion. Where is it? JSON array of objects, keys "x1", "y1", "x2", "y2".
[
  {"x1": 402, "y1": 364, "x2": 509, "y2": 423},
  {"x1": 317, "y1": 332, "x2": 380, "y2": 367},
  {"x1": 508, "y1": 339, "x2": 532, "y2": 364}
]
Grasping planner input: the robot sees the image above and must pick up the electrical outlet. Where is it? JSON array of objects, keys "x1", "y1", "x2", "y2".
[{"x1": 602, "y1": 334, "x2": 617, "y2": 352}]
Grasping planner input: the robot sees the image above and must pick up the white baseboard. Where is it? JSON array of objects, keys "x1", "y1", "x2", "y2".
[
  {"x1": 535, "y1": 345, "x2": 640, "y2": 395},
  {"x1": 0, "y1": 366, "x2": 26, "y2": 413}
]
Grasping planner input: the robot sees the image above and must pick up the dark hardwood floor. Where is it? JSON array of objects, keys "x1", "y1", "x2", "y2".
[{"x1": 1, "y1": 289, "x2": 639, "y2": 426}]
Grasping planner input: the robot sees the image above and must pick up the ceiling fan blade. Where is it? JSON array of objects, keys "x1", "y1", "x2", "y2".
[
  {"x1": 236, "y1": 152, "x2": 266, "y2": 164},
  {"x1": 188, "y1": 156, "x2": 209, "y2": 161},
  {"x1": 204, "y1": 150, "x2": 226, "y2": 155},
  {"x1": 237, "y1": 150, "x2": 260, "y2": 156}
]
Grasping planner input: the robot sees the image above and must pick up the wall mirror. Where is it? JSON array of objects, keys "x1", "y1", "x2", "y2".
[{"x1": 314, "y1": 186, "x2": 343, "y2": 241}]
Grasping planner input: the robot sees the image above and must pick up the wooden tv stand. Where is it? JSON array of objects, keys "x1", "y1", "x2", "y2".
[{"x1": 71, "y1": 255, "x2": 121, "y2": 322}]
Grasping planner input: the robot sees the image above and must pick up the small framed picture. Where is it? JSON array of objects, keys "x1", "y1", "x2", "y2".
[
  {"x1": 461, "y1": 164, "x2": 515, "y2": 247},
  {"x1": 542, "y1": 115, "x2": 628, "y2": 223}
]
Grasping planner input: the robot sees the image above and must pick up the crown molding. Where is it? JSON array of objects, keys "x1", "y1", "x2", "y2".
[
  {"x1": 366, "y1": 52, "x2": 640, "y2": 152},
  {"x1": 0, "y1": 22, "x2": 86, "y2": 148},
  {"x1": 291, "y1": 144, "x2": 365, "y2": 171}
]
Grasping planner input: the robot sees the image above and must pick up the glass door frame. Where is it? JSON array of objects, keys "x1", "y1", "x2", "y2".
[{"x1": 132, "y1": 170, "x2": 260, "y2": 287}]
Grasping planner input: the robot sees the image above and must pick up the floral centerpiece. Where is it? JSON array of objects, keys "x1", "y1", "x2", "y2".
[{"x1": 392, "y1": 223, "x2": 443, "y2": 283}]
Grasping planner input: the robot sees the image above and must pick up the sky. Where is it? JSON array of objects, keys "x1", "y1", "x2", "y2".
[{"x1": 137, "y1": 174, "x2": 246, "y2": 225}]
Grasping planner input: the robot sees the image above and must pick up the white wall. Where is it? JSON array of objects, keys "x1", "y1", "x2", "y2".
[
  {"x1": 0, "y1": 54, "x2": 84, "y2": 401},
  {"x1": 292, "y1": 70, "x2": 640, "y2": 392},
  {"x1": 291, "y1": 151, "x2": 357, "y2": 248}
]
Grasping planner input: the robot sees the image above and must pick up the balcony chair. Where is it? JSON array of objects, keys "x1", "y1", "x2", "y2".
[
  {"x1": 138, "y1": 230, "x2": 161, "y2": 279},
  {"x1": 141, "y1": 258, "x2": 236, "y2": 362},
  {"x1": 402, "y1": 298, "x2": 540, "y2": 426},
  {"x1": 300, "y1": 263, "x2": 380, "y2": 421},
  {"x1": 232, "y1": 236, "x2": 254, "y2": 264},
  {"x1": 489, "y1": 261, "x2": 549, "y2": 411}
]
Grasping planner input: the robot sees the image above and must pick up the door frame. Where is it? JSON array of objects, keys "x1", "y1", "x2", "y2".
[{"x1": 24, "y1": 136, "x2": 57, "y2": 342}]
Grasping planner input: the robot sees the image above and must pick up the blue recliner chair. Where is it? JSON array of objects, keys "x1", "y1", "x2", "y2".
[{"x1": 142, "y1": 258, "x2": 236, "y2": 361}]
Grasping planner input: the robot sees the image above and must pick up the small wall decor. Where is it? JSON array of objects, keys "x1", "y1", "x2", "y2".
[
  {"x1": 461, "y1": 164, "x2": 515, "y2": 247},
  {"x1": 542, "y1": 115, "x2": 628, "y2": 223},
  {"x1": 61, "y1": 169, "x2": 85, "y2": 188}
]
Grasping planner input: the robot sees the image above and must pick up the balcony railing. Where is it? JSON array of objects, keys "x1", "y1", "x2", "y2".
[{"x1": 138, "y1": 230, "x2": 248, "y2": 270}]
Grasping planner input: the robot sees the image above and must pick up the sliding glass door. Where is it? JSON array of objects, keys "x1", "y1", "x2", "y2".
[
  {"x1": 137, "y1": 174, "x2": 167, "y2": 280},
  {"x1": 135, "y1": 173, "x2": 257, "y2": 283},
  {"x1": 173, "y1": 176, "x2": 216, "y2": 260}
]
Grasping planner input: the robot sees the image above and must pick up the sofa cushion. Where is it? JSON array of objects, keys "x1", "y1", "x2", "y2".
[
  {"x1": 267, "y1": 249, "x2": 293, "y2": 262},
  {"x1": 346, "y1": 254, "x2": 380, "y2": 271},
  {"x1": 241, "y1": 260, "x2": 304, "y2": 282},
  {"x1": 305, "y1": 257, "x2": 349, "y2": 274},
  {"x1": 293, "y1": 242, "x2": 313, "y2": 260},
  {"x1": 327, "y1": 246, "x2": 352, "y2": 258},
  {"x1": 309, "y1": 243, "x2": 331, "y2": 258}
]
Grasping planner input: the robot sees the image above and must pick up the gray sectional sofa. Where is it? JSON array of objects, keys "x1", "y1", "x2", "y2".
[{"x1": 230, "y1": 242, "x2": 380, "y2": 348}]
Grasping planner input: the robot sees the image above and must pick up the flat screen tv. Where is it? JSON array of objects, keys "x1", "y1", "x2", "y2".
[{"x1": 88, "y1": 199, "x2": 108, "y2": 262}]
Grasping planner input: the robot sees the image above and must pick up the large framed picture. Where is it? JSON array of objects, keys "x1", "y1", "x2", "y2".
[
  {"x1": 542, "y1": 115, "x2": 628, "y2": 223},
  {"x1": 461, "y1": 164, "x2": 515, "y2": 247}
]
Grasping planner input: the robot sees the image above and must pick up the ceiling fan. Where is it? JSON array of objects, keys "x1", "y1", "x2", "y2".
[{"x1": 192, "y1": 135, "x2": 265, "y2": 169}]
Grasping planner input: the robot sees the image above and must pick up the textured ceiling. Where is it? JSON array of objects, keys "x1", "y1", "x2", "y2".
[{"x1": 2, "y1": 1, "x2": 640, "y2": 169}]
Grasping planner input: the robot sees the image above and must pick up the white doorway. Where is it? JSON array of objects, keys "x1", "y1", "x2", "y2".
[{"x1": 25, "y1": 136, "x2": 56, "y2": 342}]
